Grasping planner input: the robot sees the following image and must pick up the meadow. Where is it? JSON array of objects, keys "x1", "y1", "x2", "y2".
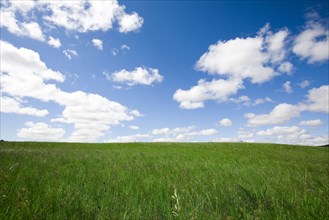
[{"x1": 0, "y1": 141, "x2": 328, "y2": 219}]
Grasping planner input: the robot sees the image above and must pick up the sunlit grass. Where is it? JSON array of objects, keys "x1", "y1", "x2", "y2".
[{"x1": 0, "y1": 142, "x2": 328, "y2": 219}]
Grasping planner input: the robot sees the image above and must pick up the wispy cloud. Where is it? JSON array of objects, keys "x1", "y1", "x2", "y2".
[{"x1": 63, "y1": 49, "x2": 78, "y2": 60}]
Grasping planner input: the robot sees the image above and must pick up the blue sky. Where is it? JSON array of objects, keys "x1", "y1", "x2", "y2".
[{"x1": 0, "y1": 0, "x2": 328, "y2": 145}]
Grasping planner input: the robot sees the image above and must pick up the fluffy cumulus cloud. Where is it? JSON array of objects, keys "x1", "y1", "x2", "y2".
[
  {"x1": 245, "y1": 84, "x2": 328, "y2": 127},
  {"x1": 106, "y1": 125, "x2": 217, "y2": 142},
  {"x1": 174, "y1": 24, "x2": 292, "y2": 109},
  {"x1": 1, "y1": 40, "x2": 65, "y2": 95},
  {"x1": 51, "y1": 92, "x2": 138, "y2": 142},
  {"x1": 152, "y1": 126, "x2": 195, "y2": 136},
  {"x1": 213, "y1": 125, "x2": 327, "y2": 146},
  {"x1": 278, "y1": 62, "x2": 293, "y2": 74},
  {"x1": 218, "y1": 118, "x2": 232, "y2": 127},
  {"x1": 108, "y1": 134, "x2": 150, "y2": 143},
  {"x1": 47, "y1": 37, "x2": 61, "y2": 48},
  {"x1": 174, "y1": 78, "x2": 243, "y2": 109},
  {"x1": 17, "y1": 121, "x2": 65, "y2": 141},
  {"x1": 305, "y1": 85, "x2": 329, "y2": 113},
  {"x1": 237, "y1": 129, "x2": 255, "y2": 139},
  {"x1": 256, "y1": 125, "x2": 328, "y2": 146},
  {"x1": 212, "y1": 137, "x2": 241, "y2": 143},
  {"x1": 0, "y1": 40, "x2": 140, "y2": 142},
  {"x1": 110, "y1": 67, "x2": 164, "y2": 86},
  {"x1": 245, "y1": 103, "x2": 301, "y2": 127},
  {"x1": 137, "y1": 126, "x2": 215, "y2": 142},
  {"x1": 293, "y1": 16, "x2": 329, "y2": 63},
  {"x1": 118, "y1": 12, "x2": 144, "y2": 33},
  {"x1": 257, "y1": 126, "x2": 306, "y2": 136},
  {"x1": 152, "y1": 126, "x2": 218, "y2": 142},
  {"x1": 92, "y1": 39, "x2": 103, "y2": 50},
  {"x1": 0, "y1": 0, "x2": 143, "y2": 43},
  {"x1": 283, "y1": 81, "x2": 293, "y2": 93},
  {"x1": 0, "y1": 0, "x2": 45, "y2": 41},
  {"x1": 195, "y1": 25, "x2": 290, "y2": 83},
  {"x1": 256, "y1": 126, "x2": 309, "y2": 144},
  {"x1": 299, "y1": 119, "x2": 323, "y2": 126},
  {"x1": 0, "y1": 96, "x2": 48, "y2": 117}
]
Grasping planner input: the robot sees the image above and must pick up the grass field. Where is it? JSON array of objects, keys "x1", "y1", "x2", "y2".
[{"x1": 0, "y1": 141, "x2": 328, "y2": 219}]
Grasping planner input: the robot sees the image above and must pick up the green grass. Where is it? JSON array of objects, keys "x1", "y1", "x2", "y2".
[{"x1": 0, "y1": 142, "x2": 328, "y2": 219}]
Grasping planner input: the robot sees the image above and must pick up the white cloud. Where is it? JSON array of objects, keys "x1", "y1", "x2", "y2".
[
  {"x1": 278, "y1": 62, "x2": 293, "y2": 74},
  {"x1": 255, "y1": 125, "x2": 328, "y2": 146},
  {"x1": 52, "y1": 92, "x2": 136, "y2": 142},
  {"x1": 1, "y1": 40, "x2": 65, "y2": 85},
  {"x1": 92, "y1": 39, "x2": 103, "y2": 50},
  {"x1": 257, "y1": 126, "x2": 306, "y2": 136},
  {"x1": 229, "y1": 95, "x2": 273, "y2": 107},
  {"x1": 237, "y1": 129, "x2": 254, "y2": 139},
  {"x1": 195, "y1": 25, "x2": 290, "y2": 84},
  {"x1": 245, "y1": 85, "x2": 328, "y2": 127},
  {"x1": 152, "y1": 128, "x2": 170, "y2": 135},
  {"x1": 0, "y1": 96, "x2": 48, "y2": 117},
  {"x1": 245, "y1": 103, "x2": 301, "y2": 127},
  {"x1": 152, "y1": 136, "x2": 186, "y2": 142},
  {"x1": 283, "y1": 81, "x2": 293, "y2": 93},
  {"x1": 265, "y1": 28, "x2": 289, "y2": 64},
  {"x1": 152, "y1": 126, "x2": 195, "y2": 136},
  {"x1": 110, "y1": 45, "x2": 130, "y2": 56},
  {"x1": 0, "y1": 3, "x2": 45, "y2": 41},
  {"x1": 299, "y1": 119, "x2": 323, "y2": 126},
  {"x1": 63, "y1": 49, "x2": 78, "y2": 60},
  {"x1": 302, "y1": 136, "x2": 329, "y2": 146},
  {"x1": 218, "y1": 118, "x2": 232, "y2": 127},
  {"x1": 17, "y1": 121, "x2": 65, "y2": 141},
  {"x1": 299, "y1": 80, "x2": 311, "y2": 88},
  {"x1": 171, "y1": 126, "x2": 196, "y2": 134},
  {"x1": 195, "y1": 37, "x2": 274, "y2": 83},
  {"x1": 174, "y1": 24, "x2": 291, "y2": 109},
  {"x1": 111, "y1": 67, "x2": 164, "y2": 86},
  {"x1": 0, "y1": 0, "x2": 144, "y2": 45},
  {"x1": 253, "y1": 97, "x2": 273, "y2": 106},
  {"x1": 118, "y1": 12, "x2": 144, "y2": 33},
  {"x1": 42, "y1": 1, "x2": 119, "y2": 32},
  {"x1": 107, "y1": 125, "x2": 218, "y2": 143},
  {"x1": 151, "y1": 126, "x2": 217, "y2": 142},
  {"x1": 173, "y1": 78, "x2": 243, "y2": 109},
  {"x1": 152, "y1": 128, "x2": 218, "y2": 142},
  {"x1": 1, "y1": 40, "x2": 139, "y2": 142},
  {"x1": 5, "y1": 0, "x2": 36, "y2": 14},
  {"x1": 121, "y1": 44, "x2": 130, "y2": 50},
  {"x1": 42, "y1": 1, "x2": 143, "y2": 33},
  {"x1": 130, "y1": 109, "x2": 144, "y2": 117},
  {"x1": 129, "y1": 125, "x2": 140, "y2": 130},
  {"x1": 189, "y1": 129, "x2": 218, "y2": 136},
  {"x1": 111, "y1": 48, "x2": 119, "y2": 56},
  {"x1": 256, "y1": 126, "x2": 310, "y2": 144},
  {"x1": 108, "y1": 134, "x2": 150, "y2": 143},
  {"x1": 229, "y1": 95, "x2": 250, "y2": 105},
  {"x1": 212, "y1": 137, "x2": 240, "y2": 143},
  {"x1": 305, "y1": 85, "x2": 329, "y2": 113},
  {"x1": 293, "y1": 19, "x2": 329, "y2": 63},
  {"x1": 47, "y1": 36, "x2": 61, "y2": 48}
]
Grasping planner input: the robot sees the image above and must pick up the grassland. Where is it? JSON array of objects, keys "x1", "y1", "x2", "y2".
[{"x1": 0, "y1": 141, "x2": 328, "y2": 219}]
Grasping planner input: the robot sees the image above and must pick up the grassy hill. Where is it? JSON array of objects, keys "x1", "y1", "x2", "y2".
[{"x1": 0, "y1": 142, "x2": 328, "y2": 219}]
